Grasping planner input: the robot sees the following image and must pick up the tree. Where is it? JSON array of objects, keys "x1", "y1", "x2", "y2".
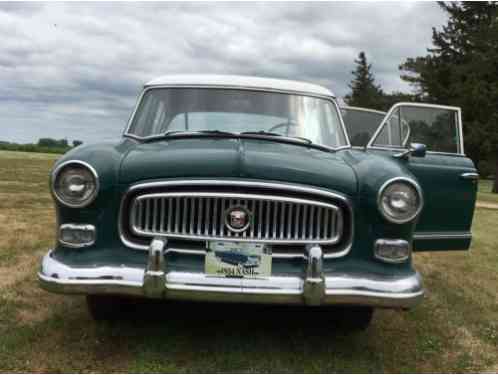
[
  {"x1": 73, "y1": 140, "x2": 83, "y2": 147},
  {"x1": 38, "y1": 138, "x2": 69, "y2": 148},
  {"x1": 345, "y1": 52, "x2": 386, "y2": 110},
  {"x1": 380, "y1": 91, "x2": 419, "y2": 111},
  {"x1": 399, "y1": 2, "x2": 498, "y2": 193}
]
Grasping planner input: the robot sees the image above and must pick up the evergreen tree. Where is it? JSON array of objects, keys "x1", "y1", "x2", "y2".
[
  {"x1": 400, "y1": 2, "x2": 498, "y2": 192},
  {"x1": 345, "y1": 52, "x2": 385, "y2": 110}
]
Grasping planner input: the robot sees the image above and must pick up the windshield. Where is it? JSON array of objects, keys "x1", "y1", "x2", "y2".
[{"x1": 126, "y1": 88, "x2": 348, "y2": 148}]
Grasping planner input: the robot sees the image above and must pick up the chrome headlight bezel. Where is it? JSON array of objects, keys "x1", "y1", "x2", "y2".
[
  {"x1": 51, "y1": 160, "x2": 99, "y2": 208},
  {"x1": 377, "y1": 177, "x2": 423, "y2": 224}
]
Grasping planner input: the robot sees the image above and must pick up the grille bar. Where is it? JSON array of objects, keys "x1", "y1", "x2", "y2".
[{"x1": 130, "y1": 192, "x2": 343, "y2": 244}]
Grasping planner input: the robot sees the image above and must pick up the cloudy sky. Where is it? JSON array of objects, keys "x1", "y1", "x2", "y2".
[{"x1": 0, "y1": 1, "x2": 447, "y2": 144}]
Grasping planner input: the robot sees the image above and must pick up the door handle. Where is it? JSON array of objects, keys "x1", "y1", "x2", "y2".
[{"x1": 460, "y1": 172, "x2": 479, "y2": 180}]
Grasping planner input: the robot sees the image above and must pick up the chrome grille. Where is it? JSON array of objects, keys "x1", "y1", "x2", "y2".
[{"x1": 129, "y1": 192, "x2": 343, "y2": 244}]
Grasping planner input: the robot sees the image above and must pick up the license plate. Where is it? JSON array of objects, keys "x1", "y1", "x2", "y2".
[{"x1": 205, "y1": 241, "x2": 271, "y2": 278}]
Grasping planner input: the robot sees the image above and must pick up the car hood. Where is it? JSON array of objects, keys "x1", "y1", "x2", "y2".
[{"x1": 119, "y1": 138, "x2": 358, "y2": 196}]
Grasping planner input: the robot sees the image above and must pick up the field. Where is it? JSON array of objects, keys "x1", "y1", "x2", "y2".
[
  {"x1": 479, "y1": 179, "x2": 498, "y2": 205},
  {"x1": 0, "y1": 150, "x2": 497, "y2": 373}
]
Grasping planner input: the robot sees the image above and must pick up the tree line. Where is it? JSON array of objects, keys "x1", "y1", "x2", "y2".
[
  {"x1": 345, "y1": 2, "x2": 498, "y2": 192},
  {"x1": 0, "y1": 138, "x2": 83, "y2": 154}
]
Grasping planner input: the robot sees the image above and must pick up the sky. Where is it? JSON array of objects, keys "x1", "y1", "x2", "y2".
[{"x1": 0, "y1": 1, "x2": 447, "y2": 144}]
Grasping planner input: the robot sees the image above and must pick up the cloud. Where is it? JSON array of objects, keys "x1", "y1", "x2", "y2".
[{"x1": 0, "y1": 1, "x2": 446, "y2": 144}]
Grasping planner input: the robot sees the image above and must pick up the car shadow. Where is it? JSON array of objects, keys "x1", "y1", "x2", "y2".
[{"x1": 102, "y1": 297, "x2": 370, "y2": 335}]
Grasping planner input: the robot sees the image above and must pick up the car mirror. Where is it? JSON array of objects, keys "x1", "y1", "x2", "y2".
[
  {"x1": 394, "y1": 143, "x2": 426, "y2": 159},
  {"x1": 409, "y1": 143, "x2": 426, "y2": 157}
]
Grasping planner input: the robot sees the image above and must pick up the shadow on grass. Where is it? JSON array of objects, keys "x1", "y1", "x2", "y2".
[
  {"x1": 101, "y1": 297, "x2": 371, "y2": 333},
  {"x1": 85, "y1": 298, "x2": 382, "y2": 372}
]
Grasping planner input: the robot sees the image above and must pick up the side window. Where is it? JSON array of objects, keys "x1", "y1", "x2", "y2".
[{"x1": 372, "y1": 105, "x2": 461, "y2": 154}]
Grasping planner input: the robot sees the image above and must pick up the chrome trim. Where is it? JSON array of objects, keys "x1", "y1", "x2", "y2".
[
  {"x1": 129, "y1": 192, "x2": 342, "y2": 245},
  {"x1": 461, "y1": 172, "x2": 479, "y2": 181},
  {"x1": 368, "y1": 146, "x2": 468, "y2": 158},
  {"x1": 58, "y1": 224, "x2": 96, "y2": 248},
  {"x1": 122, "y1": 86, "x2": 351, "y2": 149},
  {"x1": 303, "y1": 245, "x2": 325, "y2": 306},
  {"x1": 401, "y1": 118, "x2": 411, "y2": 148},
  {"x1": 143, "y1": 238, "x2": 167, "y2": 298},
  {"x1": 377, "y1": 177, "x2": 424, "y2": 224},
  {"x1": 413, "y1": 231, "x2": 472, "y2": 240},
  {"x1": 340, "y1": 105, "x2": 387, "y2": 116},
  {"x1": 374, "y1": 239, "x2": 411, "y2": 264},
  {"x1": 119, "y1": 179, "x2": 354, "y2": 259},
  {"x1": 38, "y1": 249, "x2": 424, "y2": 309},
  {"x1": 457, "y1": 108, "x2": 464, "y2": 155},
  {"x1": 50, "y1": 160, "x2": 99, "y2": 208},
  {"x1": 366, "y1": 102, "x2": 465, "y2": 156}
]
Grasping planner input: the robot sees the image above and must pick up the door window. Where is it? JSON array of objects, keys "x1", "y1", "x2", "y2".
[{"x1": 370, "y1": 104, "x2": 462, "y2": 154}]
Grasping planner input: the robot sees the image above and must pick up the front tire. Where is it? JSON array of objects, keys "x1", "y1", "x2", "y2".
[{"x1": 336, "y1": 306, "x2": 374, "y2": 330}]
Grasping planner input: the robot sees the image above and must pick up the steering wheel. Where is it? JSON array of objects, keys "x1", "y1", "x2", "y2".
[{"x1": 268, "y1": 120, "x2": 300, "y2": 136}]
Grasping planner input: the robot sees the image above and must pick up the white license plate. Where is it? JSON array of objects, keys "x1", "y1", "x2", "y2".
[{"x1": 205, "y1": 241, "x2": 271, "y2": 278}]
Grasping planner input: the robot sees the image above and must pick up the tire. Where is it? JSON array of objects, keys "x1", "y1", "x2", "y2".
[
  {"x1": 336, "y1": 306, "x2": 374, "y2": 331},
  {"x1": 86, "y1": 295, "x2": 126, "y2": 321}
]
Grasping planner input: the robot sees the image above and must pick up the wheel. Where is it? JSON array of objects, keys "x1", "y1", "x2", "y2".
[
  {"x1": 86, "y1": 295, "x2": 126, "y2": 321},
  {"x1": 335, "y1": 306, "x2": 374, "y2": 331}
]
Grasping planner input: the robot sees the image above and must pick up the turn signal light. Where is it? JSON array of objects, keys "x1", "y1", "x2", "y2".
[{"x1": 374, "y1": 239, "x2": 410, "y2": 263}]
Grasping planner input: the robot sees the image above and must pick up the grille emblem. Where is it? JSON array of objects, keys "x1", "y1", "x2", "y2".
[{"x1": 225, "y1": 206, "x2": 251, "y2": 233}]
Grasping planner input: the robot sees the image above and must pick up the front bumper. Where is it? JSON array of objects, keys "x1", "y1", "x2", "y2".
[{"x1": 38, "y1": 239, "x2": 424, "y2": 309}]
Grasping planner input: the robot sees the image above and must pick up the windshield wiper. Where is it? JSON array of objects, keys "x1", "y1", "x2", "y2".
[
  {"x1": 142, "y1": 129, "x2": 334, "y2": 152},
  {"x1": 166, "y1": 130, "x2": 237, "y2": 137},
  {"x1": 240, "y1": 131, "x2": 334, "y2": 152},
  {"x1": 144, "y1": 130, "x2": 237, "y2": 142},
  {"x1": 240, "y1": 131, "x2": 313, "y2": 145},
  {"x1": 240, "y1": 130, "x2": 283, "y2": 137}
]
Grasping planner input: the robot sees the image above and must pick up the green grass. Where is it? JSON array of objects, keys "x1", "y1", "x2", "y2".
[
  {"x1": 0, "y1": 150, "x2": 497, "y2": 373},
  {"x1": 478, "y1": 179, "x2": 498, "y2": 204}
]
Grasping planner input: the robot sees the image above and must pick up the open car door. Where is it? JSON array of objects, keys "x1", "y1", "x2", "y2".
[{"x1": 367, "y1": 103, "x2": 478, "y2": 251}]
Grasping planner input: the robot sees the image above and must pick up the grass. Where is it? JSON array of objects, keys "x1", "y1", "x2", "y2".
[
  {"x1": 478, "y1": 179, "x2": 498, "y2": 204},
  {"x1": 0, "y1": 150, "x2": 497, "y2": 373}
]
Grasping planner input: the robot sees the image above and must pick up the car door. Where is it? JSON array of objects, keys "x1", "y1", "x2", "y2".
[{"x1": 367, "y1": 103, "x2": 478, "y2": 251}]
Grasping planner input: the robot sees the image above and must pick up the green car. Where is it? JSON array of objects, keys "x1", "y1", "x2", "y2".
[{"x1": 39, "y1": 75, "x2": 478, "y2": 327}]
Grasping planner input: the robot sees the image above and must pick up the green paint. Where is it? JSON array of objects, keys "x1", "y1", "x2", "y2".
[{"x1": 50, "y1": 137, "x2": 476, "y2": 273}]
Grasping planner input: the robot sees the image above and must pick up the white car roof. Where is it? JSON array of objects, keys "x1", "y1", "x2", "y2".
[{"x1": 145, "y1": 74, "x2": 335, "y2": 98}]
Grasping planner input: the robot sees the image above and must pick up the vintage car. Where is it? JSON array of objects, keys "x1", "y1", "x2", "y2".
[{"x1": 39, "y1": 75, "x2": 478, "y2": 327}]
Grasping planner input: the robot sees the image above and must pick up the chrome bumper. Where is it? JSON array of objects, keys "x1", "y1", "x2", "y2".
[{"x1": 38, "y1": 239, "x2": 424, "y2": 309}]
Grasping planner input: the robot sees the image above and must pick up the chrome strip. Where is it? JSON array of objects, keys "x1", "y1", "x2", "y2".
[
  {"x1": 461, "y1": 172, "x2": 479, "y2": 181},
  {"x1": 50, "y1": 160, "x2": 100, "y2": 208},
  {"x1": 368, "y1": 146, "x2": 468, "y2": 158},
  {"x1": 413, "y1": 231, "x2": 472, "y2": 240},
  {"x1": 340, "y1": 105, "x2": 387, "y2": 116},
  {"x1": 39, "y1": 250, "x2": 423, "y2": 309},
  {"x1": 118, "y1": 179, "x2": 354, "y2": 259},
  {"x1": 458, "y1": 108, "x2": 465, "y2": 155},
  {"x1": 366, "y1": 102, "x2": 465, "y2": 156},
  {"x1": 377, "y1": 177, "x2": 424, "y2": 224}
]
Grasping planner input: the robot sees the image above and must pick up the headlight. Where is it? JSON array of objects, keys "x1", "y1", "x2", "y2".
[
  {"x1": 378, "y1": 178, "x2": 423, "y2": 224},
  {"x1": 52, "y1": 161, "x2": 99, "y2": 207}
]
